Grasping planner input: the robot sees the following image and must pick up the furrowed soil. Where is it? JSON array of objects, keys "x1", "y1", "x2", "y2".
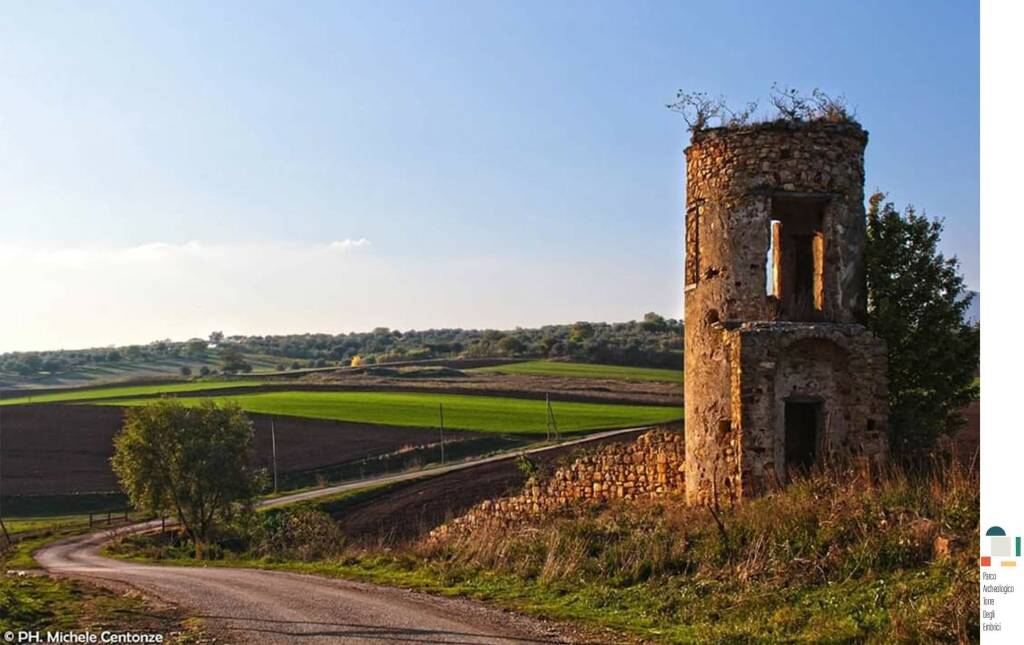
[
  {"x1": 85, "y1": 372, "x2": 681, "y2": 407},
  {"x1": 0, "y1": 404, "x2": 480, "y2": 498},
  {"x1": 4, "y1": 368, "x2": 680, "y2": 408},
  {"x1": 295, "y1": 370, "x2": 682, "y2": 406},
  {"x1": 1, "y1": 367, "x2": 679, "y2": 503}
]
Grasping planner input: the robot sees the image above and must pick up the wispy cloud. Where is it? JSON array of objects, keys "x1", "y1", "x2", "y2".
[{"x1": 326, "y1": 238, "x2": 371, "y2": 251}]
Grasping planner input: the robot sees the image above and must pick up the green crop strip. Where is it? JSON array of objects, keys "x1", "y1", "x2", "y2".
[
  {"x1": 99, "y1": 390, "x2": 682, "y2": 434},
  {"x1": 0, "y1": 380, "x2": 264, "y2": 406}
]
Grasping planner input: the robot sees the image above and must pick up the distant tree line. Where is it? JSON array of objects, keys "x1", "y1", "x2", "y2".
[
  {"x1": 0, "y1": 339, "x2": 194, "y2": 377},
  {"x1": 0, "y1": 313, "x2": 683, "y2": 380}
]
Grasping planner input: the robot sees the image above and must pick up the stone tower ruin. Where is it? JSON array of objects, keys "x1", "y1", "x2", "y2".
[{"x1": 683, "y1": 120, "x2": 889, "y2": 505}]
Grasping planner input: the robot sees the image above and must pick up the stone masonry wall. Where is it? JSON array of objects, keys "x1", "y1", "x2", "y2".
[
  {"x1": 429, "y1": 429, "x2": 684, "y2": 540},
  {"x1": 684, "y1": 120, "x2": 886, "y2": 505},
  {"x1": 684, "y1": 121, "x2": 869, "y2": 327},
  {"x1": 732, "y1": 322, "x2": 889, "y2": 498}
]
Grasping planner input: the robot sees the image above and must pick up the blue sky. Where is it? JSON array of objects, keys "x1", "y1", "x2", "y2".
[{"x1": 0, "y1": 1, "x2": 978, "y2": 351}]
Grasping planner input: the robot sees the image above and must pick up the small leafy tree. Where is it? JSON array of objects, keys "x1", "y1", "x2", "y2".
[
  {"x1": 865, "y1": 193, "x2": 979, "y2": 458},
  {"x1": 185, "y1": 339, "x2": 207, "y2": 359},
  {"x1": 515, "y1": 454, "x2": 538, "y2": 481},
  {"x1": 641, "y1": 312, "x2": 668, "y2": 333},
  {"x1": 496, "y1": 335, "x2": 525, "y2": 356},
  {"x1": 220, "y1": 347, "x2": 251, "y2": 373},
  {"x1": 111, "y1": 399, "x2": 259, "y2": 557},
  {"x1": 23, "y1": 354, "x2": 43, "y2": 372},
  {"x1": 570, "y1": 322, "x2": 595, "y2": 343}
]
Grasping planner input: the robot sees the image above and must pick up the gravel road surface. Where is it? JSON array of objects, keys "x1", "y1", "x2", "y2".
[
  {"x1": 34, "y1": 427, "x2": 650, "y2": 643},
  {"x1": 36, "y1": 530, "x2": 568, "y2": 643}
]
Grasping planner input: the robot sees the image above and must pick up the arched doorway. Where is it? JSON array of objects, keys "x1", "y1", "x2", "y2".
[{"x1": 774, "y1": 337, "x2": 850, "y2": 480}]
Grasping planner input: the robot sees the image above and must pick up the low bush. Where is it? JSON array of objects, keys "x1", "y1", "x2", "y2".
[{"x1": 252, "y1": 507, "x2": 346, "y2": 561}]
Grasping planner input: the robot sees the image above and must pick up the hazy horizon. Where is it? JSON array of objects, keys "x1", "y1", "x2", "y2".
[
  {"x1": 1, "y1": 306, "x2": 683, "y2": 355},
  {"x1": 1, "y1": 1, "x2": 979, "y2": 353}
]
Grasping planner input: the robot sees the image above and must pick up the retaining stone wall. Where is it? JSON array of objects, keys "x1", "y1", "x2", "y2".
[{"x1": 430, "y1": 429, "x2": 684, "y2": 539}]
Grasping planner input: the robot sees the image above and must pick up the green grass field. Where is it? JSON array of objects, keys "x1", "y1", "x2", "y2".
[
  {"x1": 100, "y1": 390, "x2": 682, "y2": 434},
  {"x1": 4, "y1": 515, "x2": 93, "y2": 537},
  {"x1": 472, "y1": 360, "x2": 682, "y2": 383},
  {"x1": 0, "y1": 380, "x2": 264, "y2": 406}
]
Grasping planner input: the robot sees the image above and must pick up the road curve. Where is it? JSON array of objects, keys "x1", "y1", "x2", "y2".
[
  {"x1": 36, "y1": 530, "x2": 567, "y2": 644},
  {"x1": 36, "y1": 426, "x2": 654, "y2": 643}
]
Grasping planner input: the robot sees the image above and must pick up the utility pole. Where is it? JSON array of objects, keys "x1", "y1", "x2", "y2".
[
  {"x1": 545, "y1": 394, "x2": 551, "y2": 441},
  {"x1": 271, "y1": 418, "x2": 279, "y2": 494},
  {"x1": 546, "y1": 394, "x2": 559, "y2": 442},
  {"x1": 439, "y1": 403, "x2": 445, "y2": 465},
  {"x1": 544, "y1": 395, "x2": 552, "y2": 444}
]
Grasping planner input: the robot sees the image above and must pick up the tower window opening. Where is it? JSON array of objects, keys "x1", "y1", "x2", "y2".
[
  {"x1": 686, "y1": 205, "x2": 700, "y2": 286},
  {"x1": 766, "y1": 219, "x2": 782, "y2": 296},
  {"x1": 768, "y1": 196, "x2": 827, "y2": 321},
  {"x1": 792, "y1": 234, "x2": 815, "y2": 312}
]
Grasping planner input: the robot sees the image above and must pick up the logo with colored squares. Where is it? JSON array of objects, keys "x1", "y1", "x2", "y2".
[{"x1": 981, "y1": 526, "x2": 1021, "y2": 567}]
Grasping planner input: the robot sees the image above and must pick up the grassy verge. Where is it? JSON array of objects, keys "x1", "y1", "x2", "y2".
[
  {"x1": 0, "y1": 569, "x2": 208, "y2": 641},
  {"x1": 4, "y1": 533, "x2": 65, "y2": 570},
  {"x1": 471, "y1": 359, "x2": 682, "y2": 383},
  {"x1": 105, "y1": 552, "x2": 972, "y2": 644},
  {"x1": 0, "y1": 524, "x2": 207, "y2": 640},
  {"x1": 4, "y1": 515, "x2": 96, "y2": 537},
  {"x1": 1, "y1": 574, "x2": 169, "y2": 635},
  {"x1": 3, "y1": 513, "x2": 142, "y2": 570},
  {"x1": 106, "y1": 458, "x2": 978, "y2": 643},
  {"x1": 97, "y1": 390, "x2": 682, "y2": 434},
  {"x1": 0, "y1": 379, "x2": 264, "y2": 406},
  {"x1": 3, "y1": 508, "x2": 146, "y2": 542}
]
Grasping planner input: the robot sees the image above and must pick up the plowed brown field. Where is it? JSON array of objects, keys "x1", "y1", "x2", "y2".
[{"x1": 0, "y1": 403, "x2": 478, "y2": 496}]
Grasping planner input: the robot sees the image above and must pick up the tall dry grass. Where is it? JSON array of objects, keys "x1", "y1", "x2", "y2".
[{"x1": 417, "y1": 456, "x2": 978, "y2": 642}]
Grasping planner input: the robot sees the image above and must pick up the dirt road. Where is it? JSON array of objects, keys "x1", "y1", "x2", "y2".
[
  {"x1": 35, "y1": 427, "x2": 649, "y2": 643},
  {"x1": 36, "y1": 530, "x2": 565, "y2": 644}
]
